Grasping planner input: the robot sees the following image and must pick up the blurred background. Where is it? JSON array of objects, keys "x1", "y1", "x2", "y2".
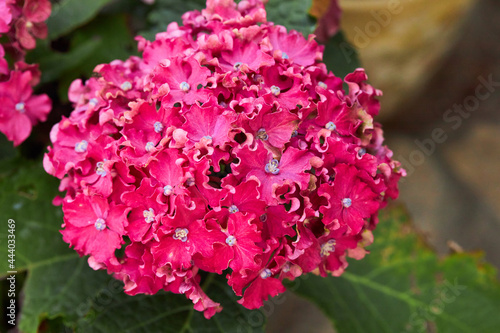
[{"x1": 267, "y1": 0, "x2": 500, "y2": 331}]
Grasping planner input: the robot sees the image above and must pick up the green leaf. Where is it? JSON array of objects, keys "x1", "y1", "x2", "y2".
[
  {"x1": 28, "y1": 38, "x2": 101, "y2": 85},
  {"x1": 265, "y1": 0, "x2": 316, "y2": 37},
  {"x1": 290, "y1": 206, "x2": 500, "y2": 333},
  {"x1": 0, "y1": 135, "x2": 18, "y2": 162},
  {"x1": 0, "y1": 159, "x2": 67, "y2": 275},
  {"x1": 141, "y1": 0, "x2": 206, "y2": 40},
  {"x1": 27, "y1": 14, "x2": 136, "y2": 100},
  {"x1": 47, "y1": 0, "x2": 114, "y2": 39},
  {"x1": 322, "y1": 30, "x2": 361, "y2": 79},
  {"x1": 0, "y1": 159, "x2": 265, "y2": 333},
  {"x1": 68, "y1": 14, "x2": 137, "y2": 77}
]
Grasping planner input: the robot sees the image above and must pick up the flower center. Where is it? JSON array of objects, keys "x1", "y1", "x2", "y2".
[
  {"x1": 282, "y1": 262, "x2": 291, "y2": 272},
  {"x1": 270, "y1": 85, "x2": 280, "y2": 97},
  {"x1": 74, "y1": 140, "x2": 88, "y2": 153},
  {"x1": 225, "y1": 235, "x2": 236, "y2": 246},
  {"x1": 143, "y1": 208, "x2": 155, "y2": 223},
  {"x1": 96, "y1": 161, "x2": 107, "y2": 177},
  {"x1": 173, "y1": 228, "x2": 189, "y2": 242},
  {"x1": 342, "y1": 198, "x2": 352, "y2": 208},
  {"x1": 358, "y1": 148, "x2": 366, "y2": 157},
  {"x1": 260, "y1": 268, "x2": 272, "y2": 279},
  {"x1": 15, "y1": 102, "x2": 25, "y2": 113},
  {"x1": 154, "y1": 121, "x2": 164, "y2": 133},
  {"x1": 265, "y1": 159, "x2": 280, "y2": 175},
  {"x1": 253, "y1": 74, "x2": 263, "y2": 84},
  {"x1": 282, "y1": 52, "x2": 289, "y2": 60},
  {"x1": 291, "y1": 130, "x2": 298, "y2": 138},
  {"x1": 260, "y1": 214, "x2": 267, "y2": 222},
  {"x1": 89, "y1": 98, "x2": 98, "y2": 107},
  {"x1": 163, "y1": 185, "x2": 173, "y2": 196},
  {"x1": 179, "y1": 81, "x2": 190, "y2": 92},
  {"x1": 320, "y1": 239, "x2": 336, "y2": 257},
  {"x1": 145, "y1": 142, "x2": 155, "y2": 152},
  {"x1": 228, "y1": 205, "x2": 239, "y2": 214},
  {"x1": 255, "y1": 128, "x2": 268, "y2": 141},
  {"x1": 94, "y1": 218, "x2": 106, "y2": 231},
  {"x1": 120, "y1": 81, "x2": 132, "y2": 91},
  {"x1": 325, "y1": 121, "x2": 336, "y2": 131},
  {"x1": 233, "y1": 62, "x2": 242, "y2": 70},
  {"x1": 318, "y1": 81, "x2": 327, "y2": 89},
  {"x1": 186, "y1": 177, "x2": 195, "y2": 187}
]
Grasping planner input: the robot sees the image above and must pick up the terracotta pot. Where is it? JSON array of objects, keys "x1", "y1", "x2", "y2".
[{"x1": 339, "y1": 0, "x2": 477, "y2": 119}]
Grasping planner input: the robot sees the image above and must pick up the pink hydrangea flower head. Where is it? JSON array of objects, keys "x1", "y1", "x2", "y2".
[{"x1": 44, "y1": 0, "x2": 403, "y2": 318}]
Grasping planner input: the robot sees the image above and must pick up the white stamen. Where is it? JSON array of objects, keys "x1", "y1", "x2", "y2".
[
  {"x1": 320, "y1": 239, "x2": 336, "y2": 257},
  {"x1": 226, "y1": 235, "x2": 236, "y2": 246},
  {"x1": 318, "y1": 81, "x2": 327, "y2": 89},
  {"x1": 325, "y1": 121, "x2": 336, "y2": 131},
  {"x1": 154, "y1": 121, "x2": 164, "y2": 133},
  {"x1": 94, "y1": 218, "x2": 106, "y2": 231},
  {"x1": 96, "y1": 161, "x2": 107, "y2": 177},
  {"x1": 173, "y1": 228, "x2": 189, "y2": 242},
  {"x1": 228, "y1": 205, "x2": 239, "y2": 214},
  {"x1": 74, "y1": 140, "x2": 88, "y2": 153},
  {"x1": 179, "y1": 81, "x2": 190, "y2": 92},
  {"x1": 265, "y1": 159, "x2": 280, "y2": 175},
  {"x1": 145, "y1": 142, "x2": 155, "y2": 152},
  {"x1": 342, "y1": 198, "x2": 352, "y2": 208},
  {"x1": 163, "y1": 185, "x2": 173, "y2": 196},
  {"x1": 270, "y1": 85, "x2": 280, "y2": 97},
  {"x1": 120, "y1": 81, "x2": 132, "y2": 91},
  {"x1": 143, "y1": 208, "x2": 155, "y2": 223},
  {"x1": 256, "y1": 128, "x2": 268, "y2": 141},
  {"x1": 260, "y1": 268, "x2": 272, "y2": 279},
  {"x1": 15, "y1": 102, "x2": 25, "y2": 113}
]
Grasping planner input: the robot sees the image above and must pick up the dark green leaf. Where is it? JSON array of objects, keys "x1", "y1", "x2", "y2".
[
  {"x1": 322, "y1": 30, "x2": 361, "y2": 79},
  {"x1": 47, "y1": 0, "x2": 114, "y2": 39},
  {"x1": 0, "y1": 159, "x2": 67, "y2": 275},
  {"x1": 290, "y1": 206, "x2": 500, "y2": 333},
  {"x1": 28, "y1": 38, "x2": 101, "y2": 84},
  {"x1": 0, "y1": 135, "x2": 18, "y2": 162},
  {"x1": 141, "y1": 0, "x2": 206, "y2": 40},
  {"x1": 265, "y1": 0, "x2": 316, "y2": 37},
  {"x1": 66, "y1": 14, "x2": 136, "y2": 78}
]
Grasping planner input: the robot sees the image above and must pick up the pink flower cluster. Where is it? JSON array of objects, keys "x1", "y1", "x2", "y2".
[
  {"x1": 0, "y1": 0, "x2": 52, "y2": 146},
  {"x1": 44, "y1": 0, "x2": 404, "y2": 318}
]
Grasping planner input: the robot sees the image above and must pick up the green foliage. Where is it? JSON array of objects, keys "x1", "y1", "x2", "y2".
[
  {"x1": 47, "y1": 0, "x2": 115, "y2": 39},
  {"x1": 323, "y1": 31, "x2": 361, "y2": 79},
  {"x1": 28, "y1": 14, "x2": 136, "y2": 100},
  {"x1": 142, "y1": 0, "x2": 206, "y2": 40},
  {"x1": 265, "y1": 0, "x2": 316, "y2": 37},
  {"x1": 289, "y1": 207, "x2": 500, "y2": 333}
]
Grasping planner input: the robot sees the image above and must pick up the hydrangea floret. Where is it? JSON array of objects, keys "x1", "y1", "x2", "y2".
[
  {"x1": 0, "y1": 0, "x2": 52, "y2": 146},
  {"x1": 44, "y1": 0, "x2": 404, "y2": 318}
]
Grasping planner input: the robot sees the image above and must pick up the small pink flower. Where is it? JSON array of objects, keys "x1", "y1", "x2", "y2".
[
  {"x1": 0, "y1": 70, "x2": 51, "y2": 146},
  {"x1": 233, "y1": 143, "x2": 314, "y2": 203},
  {"x1": 14, "y1": 0, "x2": 51, "y2": 50},
  {"x1": 319, "y1": 164, "x2": 380, "y2": 234},
  {"x1": 149, "y1": 55, "x2": 211, "y2": 107},
  {"x1": 61, "y1": 194, "x2": 130, "y2": 263}
]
